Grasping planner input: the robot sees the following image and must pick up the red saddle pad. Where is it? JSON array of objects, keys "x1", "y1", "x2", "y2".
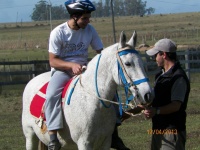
[{"x1": 30, "y1": 79, "x2": 73, "y2": 119}]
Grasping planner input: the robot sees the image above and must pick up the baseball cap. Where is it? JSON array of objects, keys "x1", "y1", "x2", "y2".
[{"x1": 146, "y1": 38, "x2": 177, "y2": 56}]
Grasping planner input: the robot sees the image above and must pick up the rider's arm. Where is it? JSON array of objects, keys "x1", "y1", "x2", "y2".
[
  {"x1": 49, "y1": 52, "x2": 82, "y2": 75},
  {"x1": 96, "y1": 48, "x2": 103, "y2": 54}
]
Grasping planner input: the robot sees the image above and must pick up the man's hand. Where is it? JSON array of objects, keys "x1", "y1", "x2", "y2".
[
  {"x1": 71, "y1": 63, "x2": 82, "y2": 75},
  {"x1": 121, "y1": 105, "x2": 145, "y2": 122},
  {"x1": 143, "y1": 107, "x2": 156, "y2": 119}
]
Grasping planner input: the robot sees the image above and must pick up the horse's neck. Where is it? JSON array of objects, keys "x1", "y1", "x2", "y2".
[{"x1": 81, "y1": 52, "x2": 118, "y2": 98}]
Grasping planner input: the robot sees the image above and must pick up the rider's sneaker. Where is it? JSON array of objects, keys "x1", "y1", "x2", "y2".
[
  {"x1": 111, "y1": 136, "x2": 130, "y2": 150},
  {"x1": 48, "y1": 140, "x2": 61, "y2": 150}
]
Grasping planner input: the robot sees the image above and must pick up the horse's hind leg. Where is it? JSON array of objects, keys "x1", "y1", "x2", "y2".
[{"x1": 23, "y1": 126, "x2": 39, "y2": 150}]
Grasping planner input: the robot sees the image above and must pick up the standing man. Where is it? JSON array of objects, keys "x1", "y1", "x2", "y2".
[
  {"x1": 144, "y1": 38, "x2": 190, "y2": 150},
  {"x1": 45, "y1": 0, "x2": 130, "y2": 150}
]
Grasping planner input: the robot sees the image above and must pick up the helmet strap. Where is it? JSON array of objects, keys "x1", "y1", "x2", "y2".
[
  {"x1": 73, "y1": 17, "x2": 81, "y2": 29},
  {"x1": 71, "y1": 14, "x2": 82, "y2": 29}
]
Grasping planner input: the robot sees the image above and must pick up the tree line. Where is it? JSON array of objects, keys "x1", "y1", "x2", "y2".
[{"x1": 31, "y1": 0, "x2": 155, "y2": 21}]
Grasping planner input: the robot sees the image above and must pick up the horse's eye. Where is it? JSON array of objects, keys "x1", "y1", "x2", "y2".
[{"x1": 125, "y1": 62, "x2": 131, "y2": 66}]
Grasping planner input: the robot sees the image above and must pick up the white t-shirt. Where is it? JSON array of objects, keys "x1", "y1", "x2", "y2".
[{"x1": 48, "y1": 22, "x2": 103, "y2": 65}]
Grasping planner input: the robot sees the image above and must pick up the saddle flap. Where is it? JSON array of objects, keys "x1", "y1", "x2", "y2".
[{"x1": 30, "y1": 78, "x2": 74, "y2": 119}]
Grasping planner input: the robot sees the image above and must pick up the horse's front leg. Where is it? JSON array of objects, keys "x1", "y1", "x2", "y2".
[{"x1": 98, "y1": 136, "x2": 112, "y2": 150}]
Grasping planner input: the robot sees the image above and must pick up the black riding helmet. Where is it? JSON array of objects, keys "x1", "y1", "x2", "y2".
[{"x1": 65, "y1": 0, "x2": 96, "y2": 15}]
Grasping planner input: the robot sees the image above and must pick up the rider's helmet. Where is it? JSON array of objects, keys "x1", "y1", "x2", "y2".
[{"x1": 65, "y1": 0, "x2": 96, "y2": 15}]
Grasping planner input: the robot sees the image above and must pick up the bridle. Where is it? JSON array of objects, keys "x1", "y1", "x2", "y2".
[
  {"x1": 116, "y1": 47, "x2": 149, "y2": 115},
  {"x1": 95, "y1": 46, "x2": 149, "y2": 115}
]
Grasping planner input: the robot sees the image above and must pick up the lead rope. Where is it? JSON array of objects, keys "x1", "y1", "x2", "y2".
[
  {"x1": 79, "y1": 82, "x2": 144, "y2": 117},
  {"x1": 79, "y1": 73, "x2": 136, "y2": 107}
]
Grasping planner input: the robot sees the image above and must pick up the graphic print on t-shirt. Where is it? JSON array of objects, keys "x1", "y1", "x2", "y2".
[{"x1": 61, "y1": 42, "x2": 86, "y2": 57}]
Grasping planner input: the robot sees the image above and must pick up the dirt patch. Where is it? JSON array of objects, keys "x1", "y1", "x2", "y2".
[
  {"x1": 187, "y1": 130, "x2": 200, "y2": 138},
  {"x1": 187, "y1": 110, "x2": 200, "y2": 115}
]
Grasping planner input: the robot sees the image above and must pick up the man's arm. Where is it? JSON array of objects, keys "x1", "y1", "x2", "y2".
[{"x1": 49, "y1": 52, "x2": 82, "y2": 75}]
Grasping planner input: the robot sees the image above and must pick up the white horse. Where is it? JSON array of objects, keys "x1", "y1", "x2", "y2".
[{"x1": 22, "y1": 31, "x2": 153, "y2": 150}]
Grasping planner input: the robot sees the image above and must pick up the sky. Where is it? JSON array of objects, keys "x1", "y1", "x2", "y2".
[{"x1": 0, "y1": 0, "x2": 200, "y2": 23}]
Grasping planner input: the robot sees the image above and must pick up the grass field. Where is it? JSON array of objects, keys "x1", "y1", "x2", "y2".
[{"x1": 0, "y1": 73, "x2": 200, "y2": 150}]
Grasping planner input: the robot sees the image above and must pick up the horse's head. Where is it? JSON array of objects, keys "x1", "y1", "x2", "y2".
[{"x1": 115, "y1": 31, "x2": 153, "y2": 106}]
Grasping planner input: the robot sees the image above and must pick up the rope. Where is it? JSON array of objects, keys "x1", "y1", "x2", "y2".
[
  {"x1": 79, "y1": 79, "x2": 136, "y2": 108},
  {"x1": 123, "y1": 110, "x2": 145, "y2": 117},
  {"x1": 79, "y1": 70, "x2": 146, "y2": 119}
]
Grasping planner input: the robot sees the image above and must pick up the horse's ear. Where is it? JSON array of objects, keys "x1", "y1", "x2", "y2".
[
  {"x1": 118, "y1": 31, "x2": 126, "y2": 49},
  {"x1": 127, "y1": 30, "x2": 137, "y2": 48}
]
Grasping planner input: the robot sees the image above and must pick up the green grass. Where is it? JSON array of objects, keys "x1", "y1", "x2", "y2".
[{"x1": 0, "y1": 49, "x2": 48, "y2": 61}]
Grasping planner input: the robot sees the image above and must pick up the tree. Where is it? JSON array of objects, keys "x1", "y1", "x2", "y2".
[
  {"x1": 103, "y1": 0, "x2": 110, "y2": 17},
  {"x1": 93, "y1": 0, "x2": 155, "y2": 17},
  {"x1": 31, "y1": 0, "x2": 68, "y2": 21},
  {"x1": 31, "y1": 0, "x2": 155, "y2": 21},
  {"x1": 31, "y1": 0, "x2": 48, "y2": 21},
  {"x1": 51, "y1": 5, "x2": 68, "y2": 20},
  {"x1": 113, "y1": 0, "x2": 125, "y2": 16},
  {"x1": 146, "y1": 7, "x2": 155, "y2": 15},
  {"x1": 94, "y1": 0, "x2": 103, "y2": 17}
]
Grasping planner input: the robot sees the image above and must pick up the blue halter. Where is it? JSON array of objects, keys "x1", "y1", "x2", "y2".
[
  {"x1": 117, "y1": 49, "x2": 149, "y2": 115},
  {"x1": 117, "y1": 49, "x2": 149, "y2": 87}
]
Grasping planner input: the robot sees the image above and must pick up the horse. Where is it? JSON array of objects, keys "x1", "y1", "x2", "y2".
[{"x1": 22, "y1": 31, "x2": 153, "y2": 150}]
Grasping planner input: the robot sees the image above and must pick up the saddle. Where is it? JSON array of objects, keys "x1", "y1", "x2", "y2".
[{"x1": 29, "y1": 76, "x2": 79, "y2": 133}]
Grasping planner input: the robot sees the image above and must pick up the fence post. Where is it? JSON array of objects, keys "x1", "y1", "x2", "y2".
[
  {"x1": 32, "y1": 61, "x2": 35, "y2": 78},
  {"x1": 144, "y1": 52, "x2": 149, "y2": 72},
  {"x1": 185, "y1": 49, "x2": 190, "y2": 80},
  {"x1": 0, "y1": 85, "x2": 2, "y2": 94}
]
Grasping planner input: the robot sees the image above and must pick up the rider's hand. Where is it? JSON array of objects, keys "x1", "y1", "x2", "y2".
[{"x1": 71, "y1": 63, "x2": 82, "y2": 75}]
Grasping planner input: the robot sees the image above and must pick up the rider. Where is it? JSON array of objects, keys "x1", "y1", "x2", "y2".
[
  {"x1": 45, "y1": 0, "x2": 103, "y2": 149},
  {"x1": 45, "y1": 0, "x2": 130, "y2": 150}
]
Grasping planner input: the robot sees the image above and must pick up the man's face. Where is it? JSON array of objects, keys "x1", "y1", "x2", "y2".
[
  {"x1": 76, "y1": 13, "x2": 91, "y2": 29},
  {"x1": 154, "y1": 52, "x2": 164, "y2": 67}
]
